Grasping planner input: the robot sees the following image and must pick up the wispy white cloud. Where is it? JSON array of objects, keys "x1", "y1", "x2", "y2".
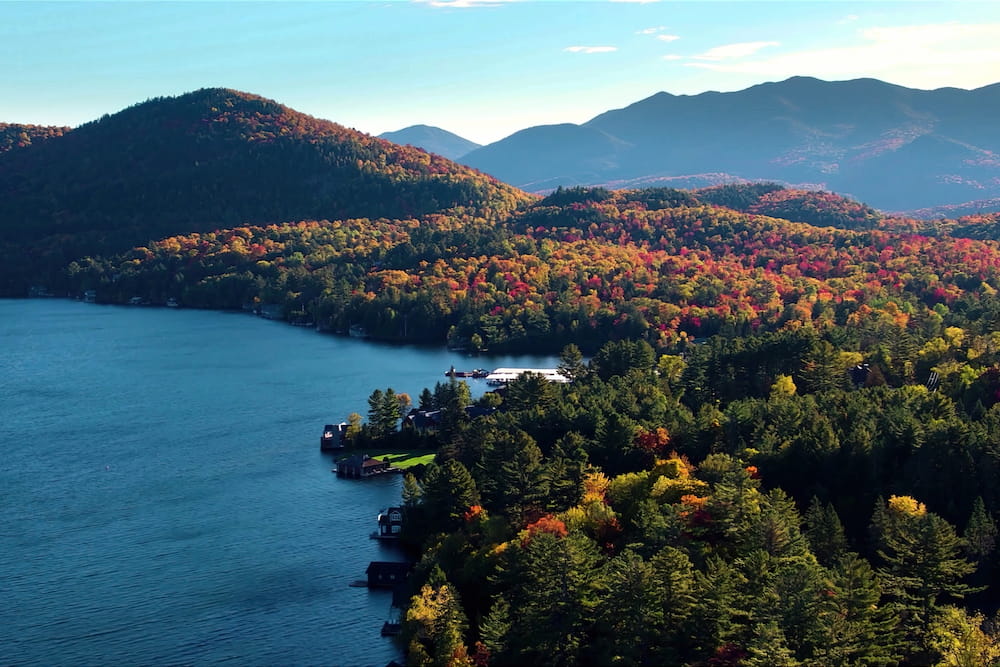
[
  {"x1": 564, "y1": 46, "x2": 619, "y2": 54},
  {"x1": 685, "y1": 21, "x2": 1000, "y2": 90},
  {"x1": 838, "y1": 14, "x2": 860, "y2": 24},
  {"x1": 415, "y1": 0, "x2": 517, "y2": 7},
  {"x1": 656, "y1": 34, "x2": 680, "y2": 42},
  {"x1": 694, "y1": 41, "x2": 780, "y2": 61},
  {"x1": 636, "y1": 26, "x2": 666, "y2": 35},
  {"x1": 662, "y1": 54, "x2": 683, "y2": 61}
]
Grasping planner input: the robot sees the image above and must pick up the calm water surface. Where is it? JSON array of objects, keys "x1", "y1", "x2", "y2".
[{"x1": 0, "y1": 299, "x2": 558, "y2": 666}]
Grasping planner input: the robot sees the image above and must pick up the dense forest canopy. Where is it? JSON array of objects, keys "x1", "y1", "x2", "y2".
[
  {"x1": 52, "y1": 185, "x2": 1000, "y2": 359},
  {"x1": 353, "y1": 322, "x2": 1000, "y2": 666}
]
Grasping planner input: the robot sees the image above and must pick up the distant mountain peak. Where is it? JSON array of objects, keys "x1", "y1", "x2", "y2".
[{"x1": 378, "y1": 124, "x2": 481, "y2": 161}]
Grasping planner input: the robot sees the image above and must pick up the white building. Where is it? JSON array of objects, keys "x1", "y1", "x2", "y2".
[{"x1": 484, "y1": 368, "x2": 569, "y2": 385}]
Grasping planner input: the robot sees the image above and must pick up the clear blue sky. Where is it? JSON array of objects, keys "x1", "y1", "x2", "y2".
[{"x1": 3, "y1": 1, "x2": 1000, "y2": 145}]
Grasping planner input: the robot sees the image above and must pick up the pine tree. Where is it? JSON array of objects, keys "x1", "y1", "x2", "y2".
[
  {"x1": 540, "y1": 437, "x2": 586, "y2": 512},
  {"x1": 418, "y1": 387, "x2": 435, "y2": 411},
  {"x1": 421, "y1": 459, "x2": 480, "y2": 533},
  {"x1": 877, "y1": 506, "x2": 981, "y2": 657},
  {"x1": 804, "y1": 497, "x2": 848, "y2": 567},
  {"x1": 367, "y1": 388, "x2": 384, "y2": 436},
  {"x1": 557, "y1": 343, "x2": 587, "y2": 383},
  {"x1": 477, "y1": 430, "x2": 545, "y2": 516},
  {"x1": 964, "y1": 496, "x2": 997, "y2": 562},
  {"x1": 478, "y1": 595, "x2": 512, "y2": 665},
  {"x1": 648, "y1": 546, "x2": 697, "y2": 664},
  {"x1": 501, "y1": 531, "x2": 601, "y2": 666},
  {"x1": 593, "y1": 550, "x2": 664, "y2": 665},
  {"x1": 817, "y1": 552, "x2": 901, "y2": 666}
]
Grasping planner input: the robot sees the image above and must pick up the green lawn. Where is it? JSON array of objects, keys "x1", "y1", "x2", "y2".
[{"x1": 368, "y1": 450, "x2": 436, "y2": 469}]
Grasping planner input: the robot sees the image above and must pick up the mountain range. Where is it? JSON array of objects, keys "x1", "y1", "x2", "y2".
[{"x1": 447, "y1": 76, "x2": 1000, "y2": 214}]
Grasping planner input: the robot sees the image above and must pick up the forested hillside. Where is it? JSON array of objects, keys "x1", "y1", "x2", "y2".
[
  {"x1": 0, "y1": 123, "x2": 70, "y2": 154},
  {"x1": 63, "y1": 185, "x2": 1000, "y2": 356},
  {"x1": 0, "y1": 89, "x2": 528, "y2": 295}
]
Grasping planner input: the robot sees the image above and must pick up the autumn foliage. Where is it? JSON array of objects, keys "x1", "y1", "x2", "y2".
[{"x1": 521, "y1": 515, "x2": 568, "y2": 545}]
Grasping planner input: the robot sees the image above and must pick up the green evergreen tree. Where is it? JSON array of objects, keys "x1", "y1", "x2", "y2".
[
  {"x1": 366, "y1": 387, "x2": 401, "y2": 439},
  {"x1": 501, "y1": 531, "x2": 601, "y2": 667},
  {"x1": 421, "y1": 459, "x2": 480, "y2": 533},
  {"x1": 540, "y1": 437, "x2": 586, "y2": 512},
  {"x1": 804, "y1": 497, "x2": 848, "y2": 567},
  {"x1": 593, "y1": 550, "x2": 664, "y2": 666},
  {"x1": 964, "y1": 496, "x2": 997, "y2": 561},
  {"x1": 816, "y1": 552, "x2": 900, "y2": 667},
  {"x1": 477, "y1": 429, "x2": 547, "y2": 520},
  {"x1": 557, "y1": 343, "x2": 587, "y2": 383},
  {"x1": 478, "y1": 595, "x2": 512, "y2": 664},
  {"x1": 877, "y1": 506, "x2": 981, "y2": 657},
  {"x1": 418, "y1": 387, "x2": 436, "y2": 411},
  {"x1": 648, "y1": 546, "x2": 698, "y2": 665}
]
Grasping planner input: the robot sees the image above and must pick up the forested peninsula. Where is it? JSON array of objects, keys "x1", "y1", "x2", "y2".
[{"x1": 8, "y1": 88, "x2": 1000, "y2": 665}]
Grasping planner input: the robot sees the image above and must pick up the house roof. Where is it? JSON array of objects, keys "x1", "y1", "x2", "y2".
[{"x1": 366, "y1": 561, "x2": 412, "y2": 576}]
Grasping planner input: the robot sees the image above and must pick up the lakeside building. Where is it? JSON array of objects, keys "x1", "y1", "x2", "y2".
[
  {"x1": 336, "y1": 454, "x2": 392, "y2": 478},
  {"x1": 484, "y1": 368, "x2": 570, "y2": 385}
]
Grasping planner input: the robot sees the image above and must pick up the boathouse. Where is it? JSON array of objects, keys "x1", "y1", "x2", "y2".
[
  {"x1": 337, "y1": 454, "x2": 392, "y2": 478},
  {"x1": 366, "y1": 561, "x2": 412, "y2": 589},
  {"x1": 377, "y1": 507, "x2": 404, "y2": 537}
]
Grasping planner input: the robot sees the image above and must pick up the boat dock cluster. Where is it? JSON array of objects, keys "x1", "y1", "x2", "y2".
[
  {"x1": 445, "y1": 366, "x2": 569, "y2": 385},
  {"x1": 483, "y1": 367, "x2": 570, "y2": 385}
]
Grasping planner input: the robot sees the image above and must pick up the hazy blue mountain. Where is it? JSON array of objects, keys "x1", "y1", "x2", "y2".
[
  {"x1": 378, "y1": 124, "x2": 481, "y2": 160},
  {"x1": 460, "y1": 76, "x2": 1000, "y2": 211}
]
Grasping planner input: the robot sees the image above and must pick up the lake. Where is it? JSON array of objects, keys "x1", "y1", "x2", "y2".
[{"x1": 0, "y1": 299, "x2": 560, "y2": 666}]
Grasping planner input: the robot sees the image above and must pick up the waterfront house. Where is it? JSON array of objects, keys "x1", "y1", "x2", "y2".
[
  {"x1": 403, "y1": 406, "x2": 495, "y2": 435},
  {"x1": 257, "y1": 303, "x2": 283, "y2": 320},
  {"x1": 402, "y1": 409, "x2": 441, "y2": 434},
  {"x1": 377, "y1": 507, "x2": 404, "y2": 537},
  {"x1": 336, "y1": 453, "x2": 391, "y2": 478},
  {"x1": 320, "y1": 423, "x2": 348, "y2": 451},
  {"x1": 366, "y1": 561, "x2": 411, "y2": 589}
]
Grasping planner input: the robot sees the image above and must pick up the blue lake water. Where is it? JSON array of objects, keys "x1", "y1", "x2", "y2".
[{"x1": 0, "y1": 299, "x2": 559, "y2": 666}]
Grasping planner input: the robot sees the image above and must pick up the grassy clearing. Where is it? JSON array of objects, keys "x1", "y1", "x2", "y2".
[{"x1": 368, "y1": 450, "x2": 436, "y2": 469}]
